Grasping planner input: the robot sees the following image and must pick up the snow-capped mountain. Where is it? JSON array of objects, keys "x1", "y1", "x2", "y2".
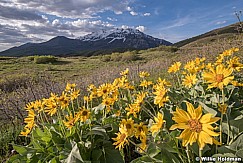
[
  {"x1": 0, "y1": 28, "x2": 172, "y2": 57},
  {"x1": 77, "y1": 28, "x2": 170, "y2": 45},
  {"x1": 77, "y1": 28, "x2": 142, "y2": 42}
]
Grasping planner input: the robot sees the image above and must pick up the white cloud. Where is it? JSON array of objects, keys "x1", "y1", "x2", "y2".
[
  {"x1": 0, "y1": 0, "x2": 130, "y2": 19},
  {"x1": 107, "y1": 17, "x2": 117, "y2": 21},
  {"x1": 216, "y1": 20, "x2": 226, "y2": 25},
  {"x1": 143, "y1": 13, "x2": 151, "y2": 16},
  {"x1": 136, "y1": 25, "x2": 146, "y2": 32},
  {"x1": 130, "y1": 11, "x2": 138, "y2": 16},
  {"x1": 126, "y1": 6, "x2": 132, "y2": 11},
  {"x1": 121, "y1": 25, "x2": 129, "y2": 29},
  {"x1": 52, "y1": 19, "x2": 60, "y2": 26}
]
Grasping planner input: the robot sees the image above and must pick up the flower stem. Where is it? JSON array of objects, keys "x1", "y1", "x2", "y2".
[
  {"x1": 128, "y1": 139, "x2": 155, "y2": 162},
  {"x1": 220, "y1": 113, "x2": 223, "y2": 144},
  {"x1": 186, "y1": 146, "x2": 191, "y2": 163},
  {"x1": 226, "y1": 113, "x2": 230, "y2": 144},
  {"x1": 199, "y1": 149, "x2": 202, "y2": 163}
]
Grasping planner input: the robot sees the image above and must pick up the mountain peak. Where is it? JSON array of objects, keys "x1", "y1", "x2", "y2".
[
  {"x1": 0, "y1": 27, "x2": 172, "y2": 56},
  {"x1": 77, "y1": 28, "x2": 143, "y2": 42}
]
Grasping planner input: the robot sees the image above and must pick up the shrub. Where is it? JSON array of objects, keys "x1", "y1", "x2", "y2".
[
  {"x1": 100, "y1": 55, "x2": 111, "y2": 62},
  {"x1": 33, "y1": 55, "x2": 58, "y2": 64},
  {"x1": 121, "y1": 51, "x2": 140, "y2": 62},
  {"x1": 110, "y1": 52, "x2": 122, "y2": 61},
  {"x1": 26, "y1": 56, "x2": 35, "y2": 61}
]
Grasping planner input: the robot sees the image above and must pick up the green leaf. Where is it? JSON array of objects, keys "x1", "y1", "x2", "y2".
[
  {"x1": 92, "y1": 126, "x2": 108, "y2": 138},
  {"x1": 91, "y1": 149, "x2": 102, "y2": 161},
  {"x1": 198, "y1": 101, "x2": 217, "y2": 116},
  {"x1": 222, "y1": 118, "x2": 243, "y2": 139},
  {"x1": 65, "y1": 142, "x2": 83, "y2": 163},
  {"x1": 155, "y1": 148, "x2": 180, "y2": 163},
  {"x1": 189, "y1": 143, "x2": 210, "y2": 156},
  {"x1": 49, "y1": 157, "x2": 60, "y2": 163},
  {"x1": 12, "y1": 144, "x2": 36, "y2": 155},
  {"x1": 148, "y1": 147, "x2": 161, "y2": 158},
  {"x1": 229, "y1": 134, "x2": 243, "y2": 151},
  {"x1": 217, "y1": 146, "x2": 235, "y2": 154},
  {"x1": 236, "y1": 149, "x2": 243, "y2": 158},
  {"x1": 50, "y1": 129, "x2": 65, "y2": 146},
  {"x1": 130, "y1": 156, "x2": 160, "y2": 163},
  {"x1": 101, "y1": 141, "x2": 124, "y2": 163},
  {"x1": 92, "y1": 104, "x2": 105, "y2": 114}
]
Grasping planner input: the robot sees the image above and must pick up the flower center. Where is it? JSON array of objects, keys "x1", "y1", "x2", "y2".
[
  {"x1": 137, "y1": 126, "x2": 142, "y2": 131},
  {"x1": 232, "y1": 63, "x2": 238, "y2": 68},
  {"x1": 215, "y1": 74, "x2": 224, "y2": 83},
  {"x1": 120, "y1": 133, "x2": 126, "y2": 142},
  {"x1": 82, "y1": 110, "x2": 88, "y2": 116},
  {"x1": 103, "y1": 89, "x2": 108, "y2": 94},
  {"x1": 188, "y1": 119, "x2": 202, "y2": 132},
  {"x1": 126, "y1": 124, "x2": 132, "y2": 129}
]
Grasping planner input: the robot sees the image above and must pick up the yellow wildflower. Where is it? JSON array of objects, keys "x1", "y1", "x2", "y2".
[
  {"x1": 125, "y1": 103, "x2": 140, "y2": 118},
  {"x1": 168, "y1": 62, "x2": 181, "y2": 73},
  {"x1": 112, "y1": 127, "x2": 129, "y2": 150},
  {"x1": 120, "y1": 68, "x2": 129, "y2": 76},
  {"x1": 139, "y1": 80, "x2": 153, "y2": 88},
  {"x1": 134, "y1": 122, "x2": 148, "y2": 139},
  {"x1": 78, "y1": 107, "x2": 90, "y2": 122},
  {"x1": 182, "y1": 74, "x2": 198, "y2": 88},
  {"x1": 218, "y1": 104, "x2": 228, "y2": 114},
  {"x1": 139, "y1": 71, "x2": 150, "y2": 78},
  {"x1": 120, "y1": 118, "x2": 135, "y2": 136},
  {"x1": 65, "y1": 83, "x2": 76, "y2": 92},
  {"x1": 153, "y1": 87, "x2": 169, "y2": 108},
  {"x1": 63, "y1": 113, "x2": 78, "y2": 129},
  {"x1": 170, "y1": 102, "x2": 220, "y2": 150},
  {"x1": 150, "y1": 112, "x2": 165, "y2": 136},
  {"x1": 227, "y1": 56, "x2": 243, "y2": 71},
  {"x1": 202, "y1": 64, "x2": 234, "y2": 90}
]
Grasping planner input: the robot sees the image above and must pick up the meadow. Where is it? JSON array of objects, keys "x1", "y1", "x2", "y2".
[{"x1": 0, "y1": 33, "x2": 243, "y2": 162}]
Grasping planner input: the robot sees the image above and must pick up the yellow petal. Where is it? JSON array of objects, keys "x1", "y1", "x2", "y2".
[
  {"x1": 207, "y1": 117, "x2": 220, "y2": 124},
  {"x1": 174, "y1": 108, "x2": 190, "y2": 123},
  {"x1": 186, "y1": 102, "x2": 196, "y2": 118},
  {"x1": 202, "y1": 124, "x2": 219, "y2": 136},
  {"x1": 170, "y1": 123, "x2": 189, "y2": 130},
  {"x1": 195, "y1": 105, "x2": 202, "y2": 120},
  {"x1": 200, "y1": 113, "x2": 212, "y2": 123}
]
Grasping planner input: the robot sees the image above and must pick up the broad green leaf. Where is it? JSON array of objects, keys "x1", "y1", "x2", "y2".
[
  {"x1": 189, "y1": 143, "x2": 210, "y2": 156},
  {"x1": 198, "y1": 101, "x2": 217, "y2": 116},
  {"x1": 217, "y1": 146, "x2": 235, "y2": 154},
  {"x1": 148, "y1": 148, "x2": 161, "y2": 158},
  {"x1": 130, "y1": 156, "x2": 160, "y2": 163},
  {"x1": 92, "y1": 104, "x2": 105, "y2": 114},
  {"x1": 92, "y1": 126, "x2": 108, "y2": 139},
  {"x1": 154, "y1": 148, "x2": 180, "y2": 163},
  {"x1": 91, "y1": 149, "x2": 102, "y2": 161},
  {"x1": 229, "y1": 134, "x2": 243, "y2": 151},
  {"x1": 12, "y1": 144, "x2": 36, "y2": 155},
  {"x1": 65, "y1": 142, "x2": 83, "y2": 163},
  {"x1": 101, "y1": 141, "x2": 124, "y2": 163},
  {"x1": 222, "y1": 118, "x2": 243, "y2": 139},
  {"x1": 236, "y1": 149, "x2": 243, "y2": 158}
]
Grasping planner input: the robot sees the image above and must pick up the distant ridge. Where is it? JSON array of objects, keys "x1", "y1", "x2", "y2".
[
  {"x1": 174, "y1": 22, "x2": 242, "y2": 47},
  {"x1": 0, "y1": 28, "x2": 172, "y2": 57}
]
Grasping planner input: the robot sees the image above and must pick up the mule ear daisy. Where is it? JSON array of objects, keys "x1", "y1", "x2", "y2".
[{"x1": 170, "y1": 102, "x2": 220, "y2": 150}]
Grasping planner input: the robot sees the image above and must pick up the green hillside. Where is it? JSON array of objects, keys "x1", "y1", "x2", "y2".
[{"x1": 174, "y1": 22, "x2": 243, "y2": 47}]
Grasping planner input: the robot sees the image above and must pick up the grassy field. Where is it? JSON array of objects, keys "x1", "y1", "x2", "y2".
[{"x1": 0, "y1": 32, "x2": 243, "y2": 162}]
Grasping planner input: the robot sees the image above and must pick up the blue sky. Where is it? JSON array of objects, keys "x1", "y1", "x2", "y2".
[{"x1": 0, "y1": 0, "x2": 242, "y2": 51}]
